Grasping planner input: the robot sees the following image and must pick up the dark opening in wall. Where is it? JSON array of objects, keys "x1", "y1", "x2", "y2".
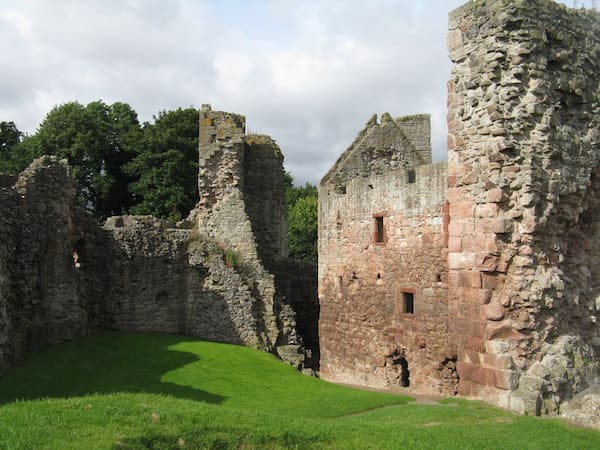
[
  {"x1": 374, "y1": 216, "x2": 385, "y2": 243},
  {"x1": 334, "y1": 184, "x2": 347, "y2": 194},
  {"x1": 73, "y1": 239, "x2": 85, "y2": 269},
  {"x1": 399, "y1": 357, "x2": 410, "y2": 387},
  {"x1": 408, "y1": 169, "x2": 416, "y2": 184},
  {"x1": 385, "y1": 350, "x2": 410, "y2": 388},
  {"x1": 403, "y1": 291, "x2": 414, "y2": 314}
]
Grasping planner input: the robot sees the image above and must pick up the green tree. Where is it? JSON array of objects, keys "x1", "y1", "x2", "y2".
[
  {"x1": 125, "y1": 107, "x2": 199, "y2": 221},
  {"x1": 21, "y1": 101, "x2": 141, "y2": 218},
  {"x1": 288, "y1": 195, "x2": 318, "y2": 262},
  {"x1": 285, "y1": 175, "x2": 318, "y2": 262},
  {"x1": 0, "y1": 121, "x2": 28, "y2": 174}
]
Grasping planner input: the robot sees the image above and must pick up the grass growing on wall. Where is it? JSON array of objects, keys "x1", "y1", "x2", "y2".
[{"x1": 0, "y1": 332, "x2": 599, "y2": 449}]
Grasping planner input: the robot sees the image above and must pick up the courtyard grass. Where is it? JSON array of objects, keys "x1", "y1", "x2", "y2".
[{"x1": 0, "y1": 332, "x2": 598, "y2": 449}]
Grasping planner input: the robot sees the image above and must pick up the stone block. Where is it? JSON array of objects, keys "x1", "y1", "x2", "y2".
[
  {"x1": 486, "y1": 188, "x2": 503, "y2": 203},
  {"x1": 476, "y1": 203, "x2": 499, "y2": 218},
  {"x1": 492, "y1": 217, "x2": 513, "y2": 234},
  {"x1": 448, "y1": 28, "x2": 463, "y2": 52},
  {"x1": 448, "y1": 252, "x2": 476, "y2": 270},
  {"x1": 457, "y1": 271, "x2": 482, "y2": 288},
  {"x1": 476, "y1": 253, "x2": 498, "y2": 272},
  {"x1": 481, "y1": 273, "x2": 499, "y2": 289},
  {"x1": 483, "y1": 303, "x2": 506, "y2": 321},
  {"x1": 481, "y1": 353, "x2": 514, "y2": 370}
]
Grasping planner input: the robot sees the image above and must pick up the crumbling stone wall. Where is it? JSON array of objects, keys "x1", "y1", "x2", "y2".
[
  {"x1": 0, "y1": 157, "x2": 104, "y2": 371},
  {"x1": 195, "y1": 104, "x2": 305, "y2": 362},
  {"x1": 244, "y1": 134, "x2": 289, "y2": 266},
  {"x1": 324, "y1": 113, "x2": 429, "y2": 194},
  {"x1": 395, "y1": 114, "x2": 432, "y2": 165},
  {"x1": 0, "y1": 106, "x2": 318, "y2": 373},
  {"x1": 272, "y1": 260, "x2": 320, "y2": 369},
  {"x1": 319, "y1": 114, "x2": 456, "y2": 394},
  {"x1": 447, "y1": 0, "x2": 600, "y2": 414},
  {"x1": 102, "y1": 216, "x2": 263, "y2": 346}
]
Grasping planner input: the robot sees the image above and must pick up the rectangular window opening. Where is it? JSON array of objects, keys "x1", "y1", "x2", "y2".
[
  {"x1": 375, "y1": 216, "x2": 385, "y2": 243},
  {"x1": 407, "y1": 170, "x2": 416, "y2": 184},
  {"x1": 403, "y1": 292, "x2": 414, "y2": 314}
]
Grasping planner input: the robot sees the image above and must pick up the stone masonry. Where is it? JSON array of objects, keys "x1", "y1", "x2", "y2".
[
  {"x1": 319, "y1": 0, "x2": 600, "y2": 424},
  {"x1": 0, "y1": 105, "x2": 319, "y2": 374},
  {"x1": 447, "y1": 0, "x2": 600, "y2": 415},
  {"x1": 319, "y1": 114, "x2": 455, "y2": 395}
]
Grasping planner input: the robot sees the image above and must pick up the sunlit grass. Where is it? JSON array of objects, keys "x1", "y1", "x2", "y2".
[{"x1": 0, "y1": 332, "x2": 598, "y2": 449}]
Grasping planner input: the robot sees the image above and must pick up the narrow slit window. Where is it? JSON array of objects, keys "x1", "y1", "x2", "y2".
[
  {"x1": 403, "y1": 292, "x2": 414, "y2": 314},
  {"x1": 375, "y1": 216, "x2": 385, "y2": 243}
]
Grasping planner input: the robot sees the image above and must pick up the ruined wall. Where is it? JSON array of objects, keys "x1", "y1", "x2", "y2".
[
  {"x1": 102, "y1": 216, "x2": 263, "y2": 346},
  {"x1": 0, "y1": 157, "x2": 104, "y2": 371},
  {"x1": 0, "y1": 179, "x2": 19, "y2": 372},
  {"x1": 272, "y1": 260, "x2": 320, "y2": 369},
  {"x1": 195, "y1": 105, "x2": 304, "y2": 362},
  {"x1": 319, "y1": 114, "x2": 454, "y2": 394},
  {"x1": 447, "y1": 0, "x2": 600, "y2": 414},
  {"x1": 395, "y1": 114, "x2": 432, "y2": 165},
  {"x1": 244, "y1": 134, "x2": 288, "y2": 265},
  {"x1": 0, "y1": 104, "x2": 317, "y2": 373},
  {"x1": 322, "y1": 113, "x2": 430, "y2": 194}
]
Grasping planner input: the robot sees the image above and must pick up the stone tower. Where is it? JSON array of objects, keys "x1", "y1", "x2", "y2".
[
  {"x1": 446, "y1": 0, "x2": 600, "y2": 414},
  {"x1": 196, "y1": 104, "x2": 287, "y2": 265}
]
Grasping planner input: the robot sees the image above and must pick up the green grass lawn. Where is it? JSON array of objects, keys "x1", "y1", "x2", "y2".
[{"x1": 0, "y1": 332, "x2": 598, "y2": 449}]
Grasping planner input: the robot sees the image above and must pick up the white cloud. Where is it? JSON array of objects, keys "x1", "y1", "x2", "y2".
[{"x1": 0, "y1": 0, "x2": 487, "y2": 184}]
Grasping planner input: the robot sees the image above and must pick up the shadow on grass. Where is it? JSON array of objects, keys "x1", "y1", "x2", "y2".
[
  {"x1": 114, "y1": 429, "x2": 328, "y2": 450},
  {"x1": 0, "y1": 331, "x2": 224, "y2": 405}
]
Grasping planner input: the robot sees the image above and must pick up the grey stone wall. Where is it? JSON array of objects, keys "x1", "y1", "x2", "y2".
[
  {"x1": 244, "y1": 134, "x2": 288, "y2": 265},
  {"x1": 195, "y1": 105, "x2": 306, "y2": 364},
  {"x1": 103, "y1": 216, "x2": 263, "y2": 346},
  {"x1": 321, "y1": 113, "x2": 430, "y2": 194},
  {"x1": 0, "y1": 104, "x2": 317, "y2": 373},
  {"x1": 395, "y1": 114, "x2": 432, "y2": 165},
  {"x1": 0, "y1": 157, "x2": 101, "y2": 371}
]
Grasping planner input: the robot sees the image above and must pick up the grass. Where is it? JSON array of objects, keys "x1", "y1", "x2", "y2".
[{"x1": 0, "y1": 332, "x2": 598, "y2": 449}]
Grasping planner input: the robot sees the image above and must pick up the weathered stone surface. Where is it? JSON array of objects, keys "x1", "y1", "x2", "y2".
[
  {"x1": 561, "y1": 385, "x2": 600, "y2": 429},
  {"x1": 319, "y1": 114, "x2": 456, "y2": 395},
  {"x1": 0, "y1": 106, "x2": 319, "y2": 374},
  {"x1": 318, "y1": 0, "x2": 600, "y2": 427},
  {"x1": 447, "y1": 0, "x2": 600, "y2": 422}
]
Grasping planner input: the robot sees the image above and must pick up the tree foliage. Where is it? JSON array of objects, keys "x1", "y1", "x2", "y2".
[
  {"x1": 286, "y1": 176, "x2": 318, "y2": 262},
  {"x1": 0, "y1": 121, "x2": 27, "y2": 174},
  {"x1": 16, "y1": 101, "x2": 141, "y2": 219},
  {"x1": 125, "y1": 108, "x2": 199, "y2": 221},
  {"x1": 0, "y1": 102, "x2": 199, "y2": 222}
]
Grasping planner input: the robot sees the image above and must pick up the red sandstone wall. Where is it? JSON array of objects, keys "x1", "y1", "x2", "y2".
[
  {"x1": 319, "y1": 163, "x2": 454, "y2": 394},
  {"x1": 447, "y1": 0, "x2": 600, "y2": 413}
]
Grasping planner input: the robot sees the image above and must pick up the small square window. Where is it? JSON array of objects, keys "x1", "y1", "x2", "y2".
[{"x1": 407, "y1": 170, "x2": 416, "y2": 184}]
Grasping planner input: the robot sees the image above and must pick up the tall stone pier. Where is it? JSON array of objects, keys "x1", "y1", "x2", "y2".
[{"x1": 447, "y1": 0, "x2": 600, "y2": 413}]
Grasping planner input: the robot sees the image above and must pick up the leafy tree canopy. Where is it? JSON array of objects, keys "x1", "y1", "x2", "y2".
[
  {"x1": 125, "y1": 107, "x2": 199, "y2": 222},
  {"x1": 18, "y1": 100, "x2": 142, "y2": 219},
  {"x1": 286, "y1": 174, "x2": 318, "y2": 262},
  {"x1": 0, "y1": 121, "x2": 25, "y2": 174}
]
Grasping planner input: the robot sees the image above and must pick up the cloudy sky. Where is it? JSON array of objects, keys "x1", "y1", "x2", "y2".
[{"x1": 0, "y1": 0, "x2": 582, "y2": 184}]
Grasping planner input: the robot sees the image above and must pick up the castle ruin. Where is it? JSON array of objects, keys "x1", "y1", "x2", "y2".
[
  {"x1": 319, "y1": 0, "x2": 600, "y2": 420},
  {"x1": 1, "y1": 0, "x2": 600, "y2": 428},
  {"x1": 0, "y1": 106, "x2": 318, "y2": 375}
]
